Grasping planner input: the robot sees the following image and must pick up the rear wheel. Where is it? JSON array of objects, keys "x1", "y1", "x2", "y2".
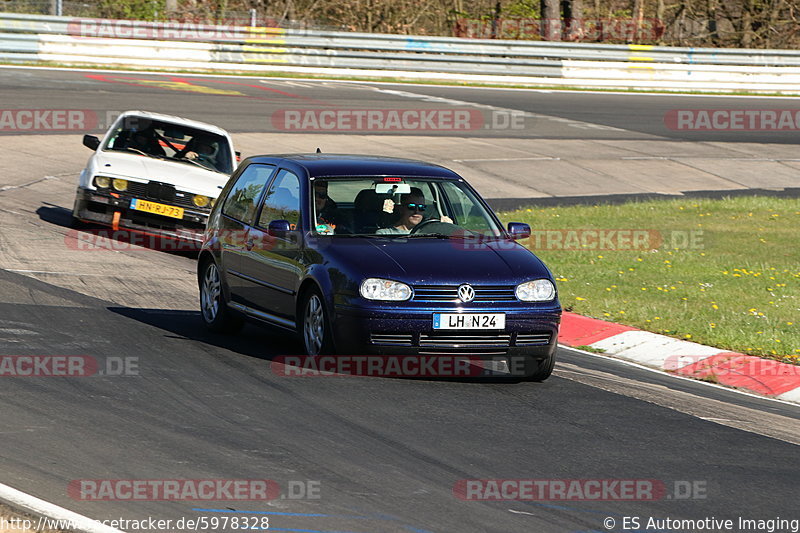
[
  {"x1": 300, "y1": 289, "x2": 334, "y2": 355},
  {"x1": 199, "y1": 260, "x2": 243, "y2": 333}
]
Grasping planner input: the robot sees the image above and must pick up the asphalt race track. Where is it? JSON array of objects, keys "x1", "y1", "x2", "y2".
[{"x1": 0, "y1": 67, "x2": 799, "y2": 533}]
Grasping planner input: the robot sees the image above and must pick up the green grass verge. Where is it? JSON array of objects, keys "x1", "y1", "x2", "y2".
[{"x1": 498, "y1": 196, "x2": 800, "y2": 364}]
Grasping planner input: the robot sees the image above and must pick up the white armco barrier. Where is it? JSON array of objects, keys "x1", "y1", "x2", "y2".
[{"x1": 2, "y1": 12, "x2": 800, "y2": 93}]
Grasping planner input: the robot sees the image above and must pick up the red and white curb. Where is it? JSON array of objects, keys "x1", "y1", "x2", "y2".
[
  {"x1": 0, "y1": 481, "x2": 123, "y2": 533},
  {"x1": 558, "y1": 312, "x2": 800, "y2": 403}
]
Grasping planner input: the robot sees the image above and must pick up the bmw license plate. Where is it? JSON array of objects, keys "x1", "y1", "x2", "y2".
[
  {"x1": 433, "y1": 313, "x2": 505, "y2": 330},
  {"x1": 130, "y1": 198, "x2": 184, "y2": 219}
]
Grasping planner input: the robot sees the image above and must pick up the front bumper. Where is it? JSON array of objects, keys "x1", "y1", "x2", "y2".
[
  {"x1": 332, "y1": 304, "x2": 561, "y2": 360},
  {"x1": 72, "y1": 186, "x2": 210, "y2": 243}
]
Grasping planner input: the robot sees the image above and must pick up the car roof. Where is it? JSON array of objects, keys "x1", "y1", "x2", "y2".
[
  {"x1": 118, "y1": 110, "x2": 231, "y2": 138},
  {"x1": 245, "y1": 154, "x2": 462, "y2": 179}
]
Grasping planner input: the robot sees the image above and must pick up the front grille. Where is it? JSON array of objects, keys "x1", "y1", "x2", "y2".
[
  {"x1": 147, "y1": 181, "x2": 176, "y2": 203},
  {"x1": 369, "y1": 331, "x2": 550, "y2": 353},
  {"x1": 419, "y1": 333, "x2": 511, "y2": 348},
  {"x1": 413, "y1": 285, "x2": 517, "y2": 302},
  {"x1": 418, "y1": 348, "x2": 508, "y2": 356},
  {"x1": 370, "y1": 333, "x2": 414, "y2": 346},
  {"x1": 515, "y1": 333, "x2": 552, "y2": 346},
  {"x1": 127, "y1": 181, "x2": 197, "y2": 209}
]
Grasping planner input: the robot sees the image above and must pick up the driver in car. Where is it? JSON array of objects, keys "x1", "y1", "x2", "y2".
[
  {"x1": 377, "y1": 188, "x2": 429, "y2": 235},
  {"x1": 177, "y1": 138, "x2": 217, "y2": 168}
]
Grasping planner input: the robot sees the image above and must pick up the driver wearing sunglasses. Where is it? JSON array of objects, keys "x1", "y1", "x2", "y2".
[{"x1": 377, "y1": 188, "x2": 429, "y2": 235}]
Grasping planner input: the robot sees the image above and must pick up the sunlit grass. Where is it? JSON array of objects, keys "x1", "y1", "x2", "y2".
[{"x1": 499, "y1": 196, "x2": 800, "y2": 364}]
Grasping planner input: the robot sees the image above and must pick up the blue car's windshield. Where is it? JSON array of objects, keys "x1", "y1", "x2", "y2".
[{"x1": 311, "y1": 177, "x2": 503, "y2": 238}]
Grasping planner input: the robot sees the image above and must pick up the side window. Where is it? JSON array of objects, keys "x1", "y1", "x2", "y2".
[
  {"x1": 222, "y1": 163, "x2": 276, "y2": 224},
  {"x1": 258, "y1": 169, "x2": 301, "y2": 229},
  {"x1": 440, "y1": 181, "x2": 494, "y2": 231}
]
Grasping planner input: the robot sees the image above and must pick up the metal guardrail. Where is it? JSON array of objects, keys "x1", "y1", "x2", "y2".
[{"x1": 2, "y1": 12, "x2": 800, "y2": 92}]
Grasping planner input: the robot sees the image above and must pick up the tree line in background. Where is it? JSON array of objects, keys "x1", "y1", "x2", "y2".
[{"x1": 3, "y1": 0, "x2": 799, "y2": 47}]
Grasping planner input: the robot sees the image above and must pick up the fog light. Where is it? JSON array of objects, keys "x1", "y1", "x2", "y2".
[
  {"x1": 193, "y1": 195, "x2": 210, "y2": 208},
  {"x1": 94, "y1": 176, "x2": 110, "y2": 188},
  {"x1": 112, "y1": 178, "x2": 128, "y2": 192}
]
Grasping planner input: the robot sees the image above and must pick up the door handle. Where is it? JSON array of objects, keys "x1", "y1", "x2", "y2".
[{"x1": 245, "y1": 239, "x2": 254, "y2": 251}]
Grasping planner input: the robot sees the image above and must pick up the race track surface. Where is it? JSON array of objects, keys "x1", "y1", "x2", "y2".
[{"x1": 0, "y1": 67, "x2": 798, "y2": 533}]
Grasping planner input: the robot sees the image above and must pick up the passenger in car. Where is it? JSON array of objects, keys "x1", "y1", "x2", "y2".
[
  {"x1": 314, "y1": 180, "x2": 349, "y2": 233},
  {"x1": 128, "y1": 128, "x2": 166, "y2": 157}
]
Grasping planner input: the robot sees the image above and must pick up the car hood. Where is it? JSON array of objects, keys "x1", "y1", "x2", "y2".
[
  {"x1": 325, "y1": 236, "x2": 552, "y2": 284},
  {"x1": 92, "y1": 151, "x2": 229, "y2": 196}
]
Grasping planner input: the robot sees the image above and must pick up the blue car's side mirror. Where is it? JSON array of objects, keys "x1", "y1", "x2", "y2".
[
  {"x1": 268, "y1": 219, "x2": 291, "y2": 238},
  {"x1": 507, "y1": 222, "x2": 531, "y2": 240}
]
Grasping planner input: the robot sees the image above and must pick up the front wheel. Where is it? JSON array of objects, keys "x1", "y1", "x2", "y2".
[
  {"x1": 199, "y1": 260, "x2": 243, "y2": 333},
  {"x1": 69, "y1": 215, "x2": 86, "y2": 229},
  {"x1": 300, "y1": 289, "x2": 334, "y2": 355},
  {"x1": 513, "y1": 351, "x2": 556, "y2": 382}
]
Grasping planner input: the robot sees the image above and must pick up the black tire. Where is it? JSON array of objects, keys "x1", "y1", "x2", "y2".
[
  {"x1": 69, "y1": 215, "x2": 85, "y2": 229},
  {"x1": 299, "y1": 288, "x2": 335, "y2": 356},
  {"x1": 199, "y1": 259, "x2": 243, "y2": 333},
  {"x1": 513, "y1": 351, "x2": 556, "y2": 382}
]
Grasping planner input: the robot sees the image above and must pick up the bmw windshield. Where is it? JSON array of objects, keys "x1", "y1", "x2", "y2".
[{"x1": 103, "y1": 117, "x2": 233, "y2": 174}]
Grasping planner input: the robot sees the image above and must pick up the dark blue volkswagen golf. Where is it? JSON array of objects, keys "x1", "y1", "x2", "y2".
[{"x1": 198, "y1": 154, "x2": 561, "y2": 380}]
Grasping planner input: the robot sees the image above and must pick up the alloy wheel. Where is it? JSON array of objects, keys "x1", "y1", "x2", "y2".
[
  {"x1": 201, "y1": 262, "x2": 221, "y2": 323},
  {"x1": 303, "y1": 294, "x2": 325, "y2": 355}
]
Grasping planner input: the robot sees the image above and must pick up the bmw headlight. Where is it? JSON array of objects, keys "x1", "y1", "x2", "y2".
[
  {"x1": 94, "y1": 176, "x2": 111, "y2": 188},
  {"x1": 193, "y1": 195, "x2": 210, "y2": 208},
  {"x1": 360, "y1": 278, "x2": 412, "y2": 301},
  {"x1": 516, "y1": 279, "x2": 556, "y2": 302},
  {"x1": 112, "y1": 178, "x2": 128, "y2": 191}
]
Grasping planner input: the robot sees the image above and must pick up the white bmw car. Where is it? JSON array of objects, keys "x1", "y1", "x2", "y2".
[{"x1": 72, "y1": 110, "x2": 237, "y2": 243}]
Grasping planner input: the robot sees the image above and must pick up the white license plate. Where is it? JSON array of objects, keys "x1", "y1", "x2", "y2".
[{"x1": 433, "y1": 313, "x2": 505, "y2": 330}]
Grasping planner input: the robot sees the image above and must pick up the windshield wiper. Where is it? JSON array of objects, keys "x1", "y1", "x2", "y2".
[
  {"x1": 326, "y1": 233, "x2": 386, "y2": 238},
  {"x1": 405, "y1": 233, "x2": 452, "y2": 239},
  {"x1": 171, "y1": 156, "x2": 226, "y2": 174},
  {"x1": 121, "y1": 147, "x2": 165, "y2": 159}
]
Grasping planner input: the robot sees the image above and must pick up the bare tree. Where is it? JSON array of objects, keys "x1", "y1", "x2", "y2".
[
  {"x1": 564, "y1": 0, "x2": 584, "y2": 40},
  {"x1": 541, "y1": 0, "x2": 561, "y2": 40},
  {"x1": 631, "y1": 0, "x2": 645, "y2": 41},
  {"x1": 165, "y1": 0, "x2": 800, "y2": 48}
]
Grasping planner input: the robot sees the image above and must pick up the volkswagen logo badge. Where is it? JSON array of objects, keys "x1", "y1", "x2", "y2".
[{"x1": 457, "y1": 284, "x2": 475, "y2": 303}]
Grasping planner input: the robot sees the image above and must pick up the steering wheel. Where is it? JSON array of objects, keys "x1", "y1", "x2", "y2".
[{"x1": 409, "y1": 218, "x2": 441, "y2": 234}]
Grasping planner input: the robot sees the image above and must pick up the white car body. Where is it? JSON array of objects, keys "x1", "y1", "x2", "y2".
[{"x1": 72, "y1": 110, "x2": 237, "y2": 243}]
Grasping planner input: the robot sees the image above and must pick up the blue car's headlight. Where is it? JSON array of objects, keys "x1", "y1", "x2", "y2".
[
  {"x1": 516, "y1": 279, "x2": 556, "y2": 301},
  {"x1": 360, "y1": 278, "x2": 412, "y2": 301}
]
